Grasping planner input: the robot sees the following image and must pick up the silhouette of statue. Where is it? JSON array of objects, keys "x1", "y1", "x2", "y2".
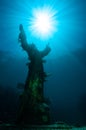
[{"x1": 17, "y1": 24, "x2": 51, "y2": 125}]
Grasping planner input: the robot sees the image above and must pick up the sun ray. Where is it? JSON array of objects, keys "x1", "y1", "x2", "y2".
[{"x1": 28, "y1": 6, "x2": 59, "y2": 39}]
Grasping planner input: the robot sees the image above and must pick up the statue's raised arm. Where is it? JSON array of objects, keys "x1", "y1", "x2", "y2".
[
  {"x1": 18, "y1": 24, "x2": 51, "y2": 59},
  {"x1": 18, "y1": 24, "x2": 31, "y2": 53},
  {"x1": 40, "y1": 43, "x2": 51, "y2": 57}
]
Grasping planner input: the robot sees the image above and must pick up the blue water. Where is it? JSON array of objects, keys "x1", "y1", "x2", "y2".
[{"x1": 0, "y1": 0, "x2": 86, "y2": 126}]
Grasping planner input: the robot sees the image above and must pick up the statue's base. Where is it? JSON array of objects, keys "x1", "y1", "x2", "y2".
[{"x1": 0, "y1": 122, "x2": 85, "y2": 130}]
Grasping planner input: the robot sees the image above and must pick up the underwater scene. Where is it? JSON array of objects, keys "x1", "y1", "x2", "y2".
[{"x1": 0, "y1": 0, "x2": 86, "y2": 129}]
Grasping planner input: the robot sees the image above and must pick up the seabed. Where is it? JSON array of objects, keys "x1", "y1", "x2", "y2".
[{"x1": 0, "y1": 122, "x2": 86, "y2": 130}]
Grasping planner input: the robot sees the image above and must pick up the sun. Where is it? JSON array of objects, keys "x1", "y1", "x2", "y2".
[
  {"x1": 34, "y1": 12, "x2": 52, "y2": 34},
  {"x1": 28, "y1": 6, "x2": 59, "y2": 39}
]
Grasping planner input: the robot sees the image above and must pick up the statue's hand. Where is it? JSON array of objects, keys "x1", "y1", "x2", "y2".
[
  {"x1": 19, "y1": 24, "x2": 23, "y2": 32},
  {"x1": 18, "y1": 24, "x2": 27, "y2": 43}
]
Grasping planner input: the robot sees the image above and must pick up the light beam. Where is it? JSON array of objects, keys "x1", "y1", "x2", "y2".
[{"x1": 28, "y1": 6, "x2": 59, "y2": 39}]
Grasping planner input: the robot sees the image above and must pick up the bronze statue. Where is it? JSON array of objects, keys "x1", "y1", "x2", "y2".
[{"x1": 17, "y1": 24, "x2": 51, "y2": 125}]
